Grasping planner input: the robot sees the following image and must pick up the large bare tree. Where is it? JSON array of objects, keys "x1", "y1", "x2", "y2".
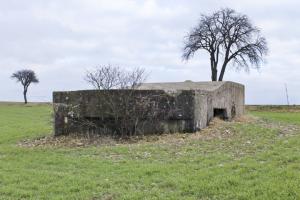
[
  {"x1": 11, "y1": 69, "x2": 39, "y2": 104},
  {"x1": 183, "y1": 8, "x2": 268, "y2": 81}
]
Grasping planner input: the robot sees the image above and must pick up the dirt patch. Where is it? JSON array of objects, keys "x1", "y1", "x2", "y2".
[
  {"x1": 18, "y1": 132, "x2": 173, "y2": 148},
  {"x1": 18, "y1": 116, "x2": 255, "y2": 148},
  {"x1": 131, "y1": 116, "x2": 258, "y2": 145},
  {"x1": 18, "y1": 135, "x2": 118, "y2": 148},
  {"x1": 190, "y1": 119, "x2": 234, "y2": 141}
]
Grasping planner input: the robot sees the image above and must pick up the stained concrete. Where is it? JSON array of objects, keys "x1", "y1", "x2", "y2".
[
  {"x1": 53, "y1": 81, "x2": 244, "y2": 136},
  {"x1": 139, "y1": 81, "x2": 244, "y2": 130}
]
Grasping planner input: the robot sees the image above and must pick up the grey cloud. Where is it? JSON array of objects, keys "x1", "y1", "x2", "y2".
[{"x1": 0, "y1": 0, "x2": 299, "y2": 104}]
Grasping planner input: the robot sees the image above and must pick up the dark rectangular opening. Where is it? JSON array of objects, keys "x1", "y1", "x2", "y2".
[{"x1": 213, "y1": 108, "x2": 228, "y2": 120}]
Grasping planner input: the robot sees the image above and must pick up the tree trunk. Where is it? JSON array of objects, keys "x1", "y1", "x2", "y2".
[
  {"x1": 218, "y1": 60, "x2": 228, "y2": 81},
  {"x1": 210, "y1": 55, "x2": 218, "y2": 81},
  {"x1": 218, "y1": 46, "x2": 232, "y2": 81},
  {"x1": 23, "y1": 89, "x2": 27, "y2": 104},
  {"x1": 211, "y1": 68, "x2": 218, "y2": 81}
]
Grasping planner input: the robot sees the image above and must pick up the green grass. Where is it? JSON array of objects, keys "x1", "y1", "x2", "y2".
[
  {"x1": 250, "y1": 111, "x2": 300, "y2": 125},
  {"x1": 1, "y1": 103, "x2": 300, "y2": 199},
  {"x1": 247, "y1": 105, "x2": 300, "y2": 125}
]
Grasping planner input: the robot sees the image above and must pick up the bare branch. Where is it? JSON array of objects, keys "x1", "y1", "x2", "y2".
[
  {"x1": 85, "y1": 65, "x2": 147, "y2": 90},
  {"x1": 183, "y1": 8, "x2": 268, "y2": 81},
  {"x1": 82, "y1": 65, "x2": 157, "y2": 137}
]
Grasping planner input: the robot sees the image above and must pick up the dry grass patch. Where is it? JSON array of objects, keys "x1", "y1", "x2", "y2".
[{"x1": 17, "y1": 115, "x2": 257, "y2": 149}]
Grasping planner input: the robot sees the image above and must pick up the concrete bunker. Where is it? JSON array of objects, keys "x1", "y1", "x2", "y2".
[{"x1": 53, "y1": 81, "x2": 245, "y2": 136}]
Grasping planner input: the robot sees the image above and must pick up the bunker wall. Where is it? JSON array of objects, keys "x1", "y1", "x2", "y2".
[
  {"x1": 210, "y1": 82, "x2": 245, "y2": 119},
  {"x1": 53, "y1": 90, "x2": 197, "y2": 136}
]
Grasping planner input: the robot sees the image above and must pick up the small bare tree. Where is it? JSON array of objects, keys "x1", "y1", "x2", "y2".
[
  {"x1": 183, "y1": 8, "x2": 268, "y2": 81},
  {"x1": 85, "y1": 65, "x2": 146, "y2": 90},
  {"x1": 85, "y1": 65, "x2": 122, "y2": 90},
  {"x1": 83, "y1": 65, "x2": 156, "y2": 137},
  {"x1": 11, "y1": 69, "x2": 39, "y2": 104}
]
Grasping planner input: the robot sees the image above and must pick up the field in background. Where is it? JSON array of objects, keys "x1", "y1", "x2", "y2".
[
  {"x1": 247, "y1": 105, "x2": 300, "y2": 125},
  {"x1": 246, "y1": 105, "x2": 300, "y2": 113},
  {"x1": 0, "y1": 103, "x2": 300, "y2": 199}
]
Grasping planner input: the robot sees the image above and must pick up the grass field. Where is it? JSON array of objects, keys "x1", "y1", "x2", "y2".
[{"x1": 1, "y1": 103, "x2": 300, "y2": 199}]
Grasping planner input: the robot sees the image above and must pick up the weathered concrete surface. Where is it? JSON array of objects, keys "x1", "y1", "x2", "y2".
[
  {"x1": 53, "y1": 90, "x2": 197, "y2": 136},
  {"x1": 53, "y1": 81, "x2": 244, "y2": 136},
  {"x1": 139, "y1": 81, "x2": 244, "y2": 130}
]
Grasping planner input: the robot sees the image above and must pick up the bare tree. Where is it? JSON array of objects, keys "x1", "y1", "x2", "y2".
[
  {"x1": 183, "y1": 8, "x2": 268, "y2": 81},
  {"x1": 83, "y1": 65, "x2": 155, "y2": 137},
  {"x1": 11, "y1": 69, "x2": 39, "y2": 104},
  {"x1": 85, "y1": 65, "x2": 122, "y2": 90},
  {"x1": 85, "y1": 65, "x2": 147, "y2": 90}
]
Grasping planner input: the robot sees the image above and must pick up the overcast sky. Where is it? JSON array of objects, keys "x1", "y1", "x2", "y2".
[{"x1": 0, "y1": 0, "x2": 299, "y2": 104}]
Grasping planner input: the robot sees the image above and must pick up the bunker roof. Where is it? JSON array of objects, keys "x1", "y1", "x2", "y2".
[{"x1": 139, "y1": 81, "x2": 231, "y2": 92}]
